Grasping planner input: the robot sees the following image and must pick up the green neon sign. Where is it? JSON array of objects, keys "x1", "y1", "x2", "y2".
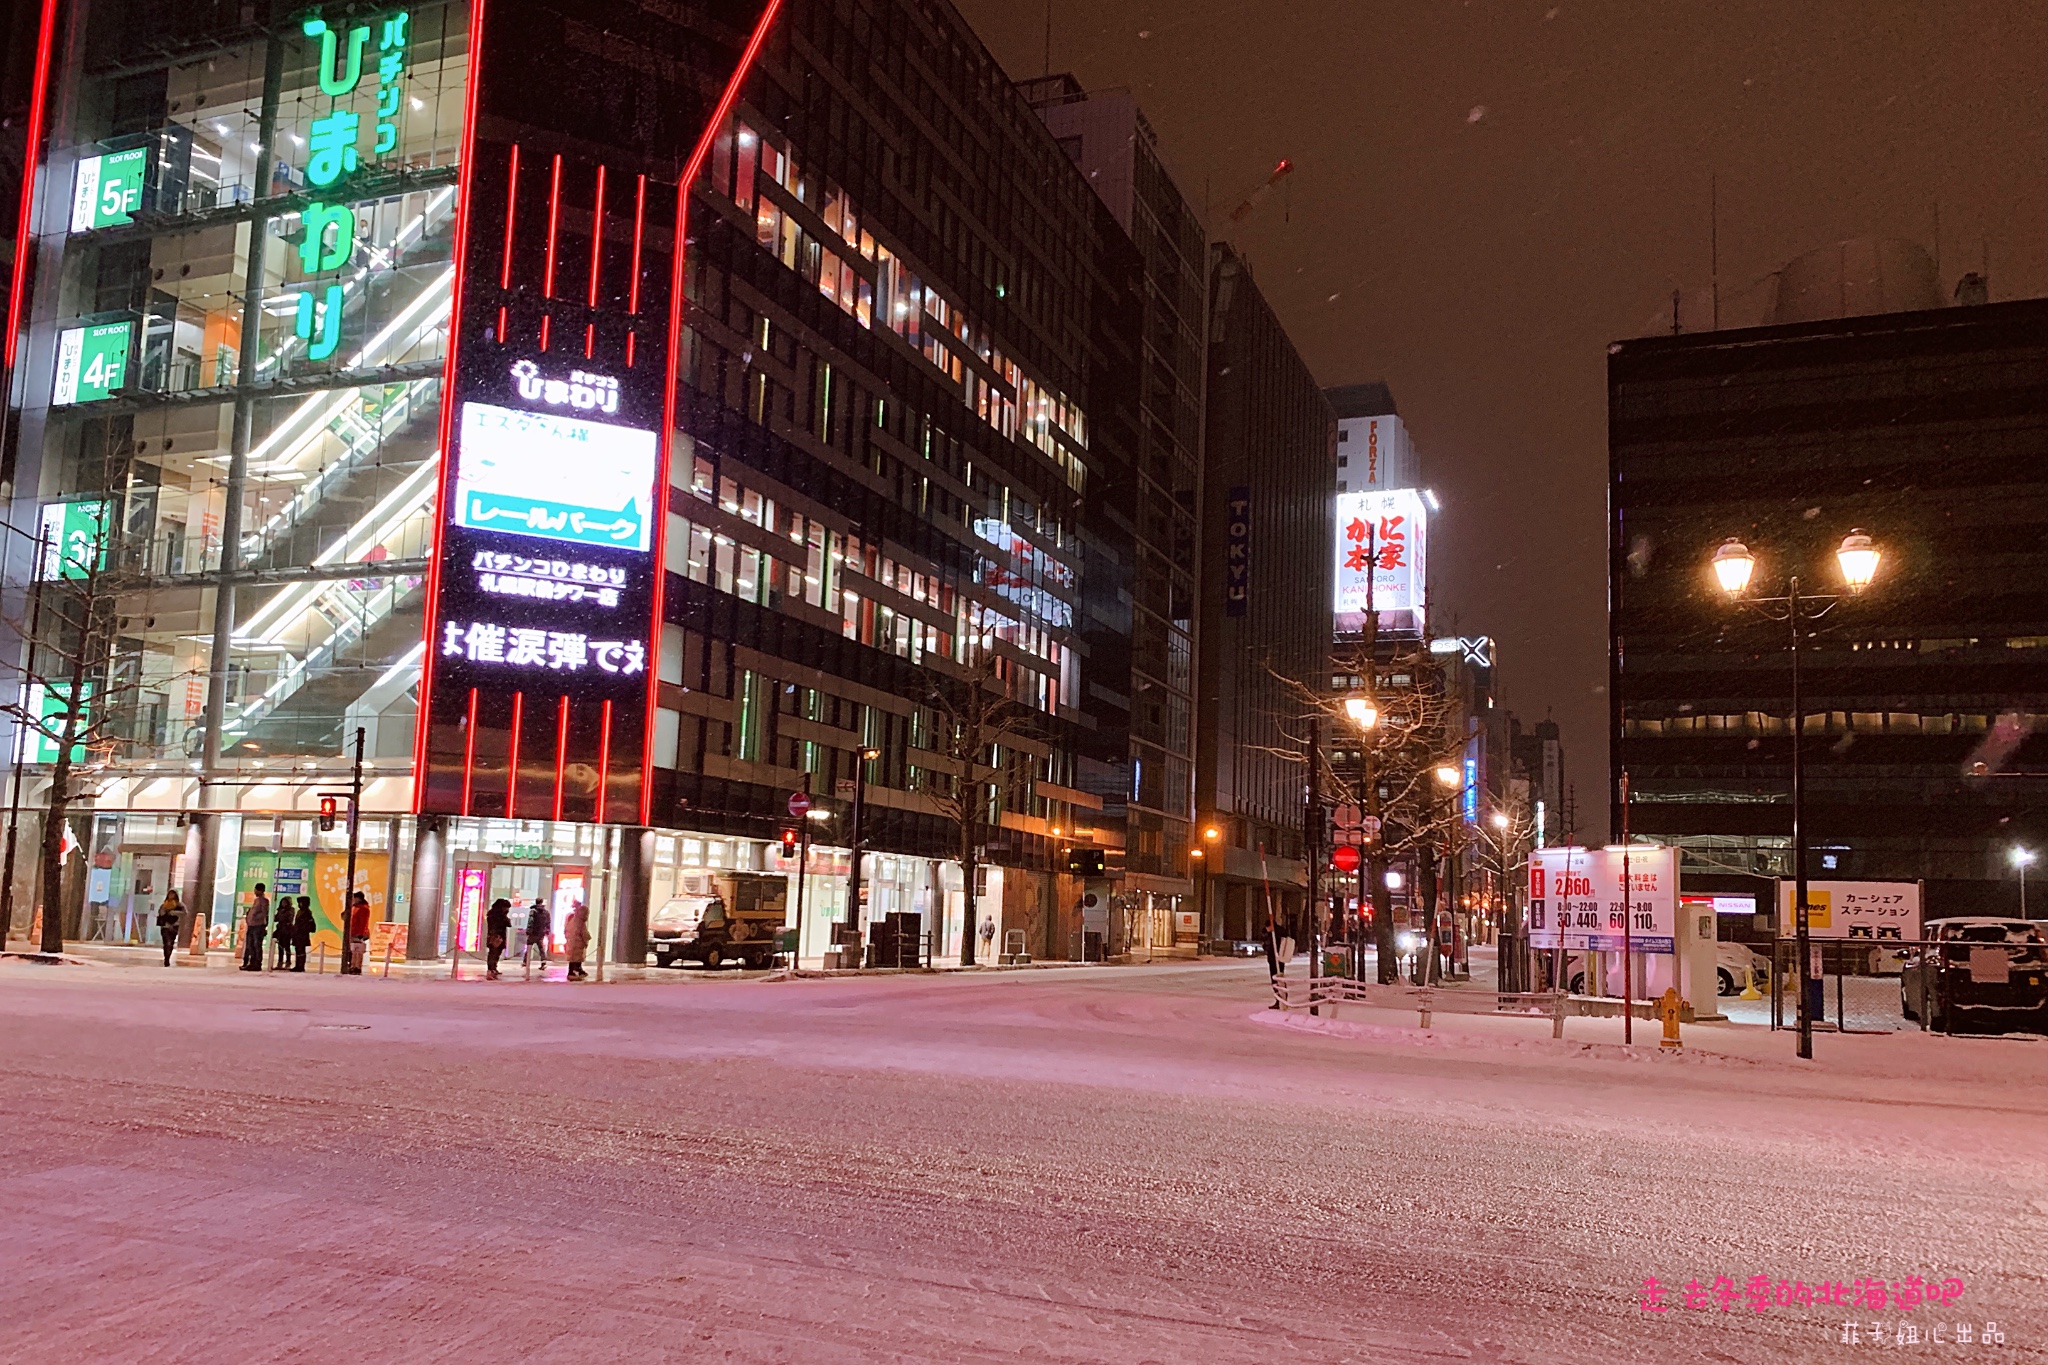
[
  {"x1": 69, "y1": 147, "x2": 147, "y2": 232},
  {"x1": 52, "y1": 321, "x2": 132, "y2": 405}
]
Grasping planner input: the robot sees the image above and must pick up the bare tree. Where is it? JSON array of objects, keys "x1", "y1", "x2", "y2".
[
  {"x1": 1470, "y1": 781, "x2": 1536, "y2": 990},
  {"x1": 909, "y1": 643, "x2": 1042, "y2": 966},
  {"x1": 2, "y1": 506, "x2": 158, "y2": 955},
  {"x1": 1272, "y1": 639, "x2": 1473, "y2": 984}
]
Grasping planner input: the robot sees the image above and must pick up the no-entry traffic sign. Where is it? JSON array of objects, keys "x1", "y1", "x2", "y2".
[
  {"x1": 1332, "y1": 845, "x2": 1361, "y2": 874},
  {"x1": 788, "y1": 790, "x2": 813, "y2": 818}
]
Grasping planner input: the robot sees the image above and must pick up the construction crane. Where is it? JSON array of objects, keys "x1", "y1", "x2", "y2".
[{"x1": 1227, "y1": 158, "x2": 1295, "y2": 223}]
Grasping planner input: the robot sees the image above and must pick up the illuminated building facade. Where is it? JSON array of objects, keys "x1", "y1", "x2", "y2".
[{"x1": 1, "y1": 0, "x2": 1141, "y2": 963}]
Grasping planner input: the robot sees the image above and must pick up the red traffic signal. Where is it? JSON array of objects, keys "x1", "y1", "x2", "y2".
[
  {"x1": 318, "y1": 796, "x2": 338, "y2": 832},
  {"x1": 780, "y1": 828, "x2": 799, "y2": 857}
]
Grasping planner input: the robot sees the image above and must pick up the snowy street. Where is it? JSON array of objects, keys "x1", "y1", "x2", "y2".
[{"x1": 1, "y1": 958, "x2": 2043, "y2": 1363}]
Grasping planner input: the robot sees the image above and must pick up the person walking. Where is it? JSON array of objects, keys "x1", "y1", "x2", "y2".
[
  {"x1": 155, "y1": 889, "x2": 183, "y2": 967},
  {"x1": 525, "y1": 897, "x2": 551, "y2": 970},
  {"x1": 290, "y1": 895, "x2": 314, "y2": 972},
  {"x1": 241, "y1": 883, "x2": 270, "y2": 972},
  {"x1": 485, "y1": 897, "x2": 511, "y2": 979},
  {"x1": 564, "y1": 901, "x2": 589, "y2": 980},
  {"x1": 347, "y1": 891, "x2": 371, "y2": 974}
]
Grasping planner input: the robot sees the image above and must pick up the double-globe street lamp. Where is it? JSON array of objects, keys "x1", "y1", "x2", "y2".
[{"x1": 1707, "y1": 528, "x2": 1881, "y2": 1060}]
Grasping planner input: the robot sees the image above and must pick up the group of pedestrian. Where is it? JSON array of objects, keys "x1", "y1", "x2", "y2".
[
  {"x1": 230, "y1": 882, "x2": 317, "y2": 972},
  {"x1": 151, "y1": 880, "x2": 372, "y2": 975},
  {"x1": 482, "y1": 895, "x2": 589, "y2": 980}
]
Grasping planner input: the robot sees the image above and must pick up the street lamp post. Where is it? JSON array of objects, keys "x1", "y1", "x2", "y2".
[
  {"x1": 1343, "y1": 696, "x2": 1382, "y2": 981},
  {"x1": 1710, "y1": 529, "x2": 1881, "y2": 1061},
  {"x1": 2011, "y1": 846, "x2": 2035, "y2": 919}
]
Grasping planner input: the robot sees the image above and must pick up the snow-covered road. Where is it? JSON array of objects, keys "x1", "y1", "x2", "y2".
[{"x1": 0, "y1": 959, "x2": 2041, "y2": 1363}]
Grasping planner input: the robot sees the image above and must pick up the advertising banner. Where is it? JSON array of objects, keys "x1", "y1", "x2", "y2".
[
  {"x1": 1775, "y1": 880, "x2": 1922, "y2": 941},
  {"x1": 1527, "y1": 845, "x2": 1678, "y2": 953},
  {"x1": 1333, "y1": 488, "x2": 1427, "y2": 634}
]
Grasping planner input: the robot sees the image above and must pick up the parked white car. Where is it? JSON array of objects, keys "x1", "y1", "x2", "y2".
[{"x1": 1559, "y1": 942, "x2": 1768, "y2": 996}]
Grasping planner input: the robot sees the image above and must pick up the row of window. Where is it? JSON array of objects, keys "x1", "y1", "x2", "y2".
[
  {"x1": 1625, "y1": 712, "x2": 2014, "y2": 737},
  {"x1": 709, "y1": 113, "x2": 1087, "y2": 494},
  {"x1": 670, "y1": 459, "x2": 1072, "y2": 714}
]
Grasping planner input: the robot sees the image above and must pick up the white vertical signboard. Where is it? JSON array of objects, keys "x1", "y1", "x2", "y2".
[{"x1": 1527, "y1": 845, "x2": 1677, "y2": 953}]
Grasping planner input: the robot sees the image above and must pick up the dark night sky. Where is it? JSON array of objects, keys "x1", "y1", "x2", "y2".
[{"x1": 955, "y1": 0, "x2": 2048, "y2": 837}]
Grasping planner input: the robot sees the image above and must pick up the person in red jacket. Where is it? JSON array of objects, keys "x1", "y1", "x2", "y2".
[{"x1": 346, "y1": 892, "x2": 371, "y2": 974}]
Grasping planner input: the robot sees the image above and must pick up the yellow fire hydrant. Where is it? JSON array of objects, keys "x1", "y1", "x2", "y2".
[{"x1": 1658, "y1": 987, "x2": 1683, "y2": 1050}]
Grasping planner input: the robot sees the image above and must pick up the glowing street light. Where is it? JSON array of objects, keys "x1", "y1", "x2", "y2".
[
  {"x1": 1711, "y1": 538, "x2": 1755, "y2": 596},
  {"x1": 1343, "y1": 696, "x2": 1379, "y2": 731},
  {"x1": 2013, "y1": 846, "x2": 2036, "y2": 918},
  {"x1": 1706, "y1": 526, "x2": 1884, "y2": 1060},
  {"x1": 1835, "y1": 529, "x2": 1881, "y2": 593},
  {"x1": 1434, "y1": 764, "x2": 1460, "y2": 788}
]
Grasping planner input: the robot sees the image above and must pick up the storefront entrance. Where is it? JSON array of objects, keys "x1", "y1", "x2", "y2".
[{"x1": 450, "y1": 857, "x2": 590, "y2": 956}]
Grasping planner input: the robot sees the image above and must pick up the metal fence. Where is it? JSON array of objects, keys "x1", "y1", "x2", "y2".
[{"x1": 1767, "y1": 937, "x2": 2048, "y2": 1036}]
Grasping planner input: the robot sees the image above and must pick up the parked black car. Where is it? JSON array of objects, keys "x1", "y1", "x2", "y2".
[{"x1": 1901, "y1": 918, "x2": 2048, "y2": 1034}]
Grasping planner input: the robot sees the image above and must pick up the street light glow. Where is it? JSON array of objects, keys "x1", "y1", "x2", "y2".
[
  {"x1": 1203, "y1": 825, "x2": 1221, "y2": 842},
  {"x1": 1385, "y1": 870, "x2": 1404, "y2": 889},
  {"x1": 1836, "y1": 529, "x2": 1880, "y2": 593},
  {"x1": 1434, "y1": 764, "x2": 1460, "y2": 787},
  {"x1": 1343, "y1": 696, "x2": 1379, "y2": 730},
  {"x1": 1711, "y1": 538, "x2": 1755, "y2": 596},
  {"x1": 1490, "y1": 810, "x2": 1509, "y2": 830},
  {"x1": 2011, "y1": 847, "x2": 2035, "y2": 868}
]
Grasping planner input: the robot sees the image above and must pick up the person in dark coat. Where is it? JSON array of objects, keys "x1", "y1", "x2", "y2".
[
  {"x1": 485, "y1": 897, "x2": 511, "y2": 979},
  {"x1": 155, "y1": 890, "x2": 183, "y2": 967},
  {"x1": 241, "y1": 883, "x2": 270, "y2": 972},
  {"x1": 290, "y1": 895, "x2": 314, "y2": 972},
  {"x1": 272, "y1": 890, "x2": 293, "y2": 970},
  {"x1": 525, "y1": 898, "x2": 552, "y2": 968}
]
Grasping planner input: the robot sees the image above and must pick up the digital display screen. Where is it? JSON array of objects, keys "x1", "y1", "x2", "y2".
[{"x1": 454, "y1": 401, "x2": 656, "y2": 552}]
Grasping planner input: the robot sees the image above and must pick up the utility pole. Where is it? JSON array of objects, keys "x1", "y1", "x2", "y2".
[
  {"x1": 341, "y1": 725, "x2": 364, "y2": 973},
  {"x1": 1304, "y1": 713, "x2": 1321, "y2": 1015},
  {"x1": 844, "y1": 746, "x2": 878, "y2": 957},
  {"x1": 1621, "y1": 770, "x2": 1632, "y2": 1045},
  {"x1": 793, "y1": 770, "x2": 813, "y2": 965}
]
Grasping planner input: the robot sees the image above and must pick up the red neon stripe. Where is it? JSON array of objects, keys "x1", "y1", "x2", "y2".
[
  {"x1": 542, "y1": 153, "x2": 562, "y2": 297},
  {"x1": 496, "y1": 304, "x2": 507, "y2": 343},
  {"x1": 539, "y1": 313, "x2": 550, "y2": 352},
  {"x1": 584, "y1": 321, "x2": 594, "y2": 359},
  {"x1": 460, "y1": 688, "x2": 480, "y2": 814},
  {"x1": 506, "y1": 691, "x2": 524, "y2": 818},
  {"x1": 625, "y1": 332, "x2": 635, "y2": 368},
  {"x1": 645, "y1": 0, "x2": 785, "y2": 826},
  {"x1": 596, "y1": 699, "x2": 613, "y2": 824},
  {"x1": 628, "y1": 174, "x2": 646, "y2": 314},
  {"x1": 588, "y1": 163, "x2": 606, "y2": 307},
  {"x1": 413, "y1": 0, "x2": 490, "y2": 812},
  {"x1": 499, "y1": 143, "x2": 520, "y2": 289},
  {"x1": 552, "y1": 694, "x2": 570, "y2": 821},
  {"x1": 3, "y1": 0, "x2": 62, "y2": 371}
]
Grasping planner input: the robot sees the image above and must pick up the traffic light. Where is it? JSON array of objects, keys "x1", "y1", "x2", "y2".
[
  {"x1": 318, "y1": 796, "x2": 338, "y2": 832},
  {"x1": 780, "y1": 828, "x2": 799, "y2": 858}
]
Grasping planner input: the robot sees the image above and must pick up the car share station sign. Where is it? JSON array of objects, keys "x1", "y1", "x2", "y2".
[
  {"x1": 1333, "y1": 487, "x2": 1427, "y2": 635},
  {"x1": 1527, "y1": 845, "x2": 1677, "y2": 953},
  {"x1": 420, "y1": 349, "x2": 660, "y2": 820},
  {"x1": 1774, "y1": 880, "x2": 1922, "y2": 941}
]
